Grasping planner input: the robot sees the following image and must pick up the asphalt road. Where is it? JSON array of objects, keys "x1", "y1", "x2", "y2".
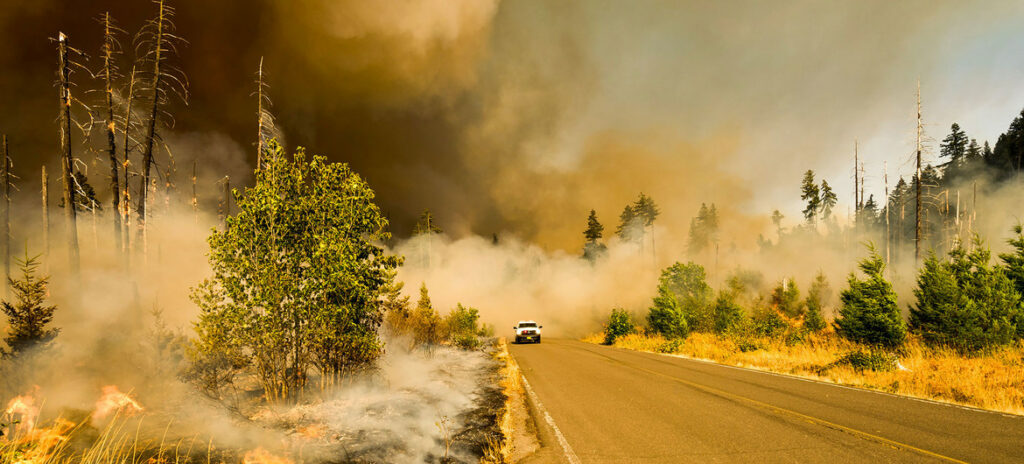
[{"x1": 509, "y1": 338, "x2": 1024, "y2": 463}]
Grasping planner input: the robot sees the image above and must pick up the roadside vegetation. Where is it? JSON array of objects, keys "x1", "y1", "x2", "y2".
[{"x1": 587, "y1": 235, "x2": 1024, "y2": 414}]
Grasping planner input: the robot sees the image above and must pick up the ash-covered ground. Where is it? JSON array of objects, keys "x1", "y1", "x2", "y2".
[{"x1": 250, "y1": 341, "x2": 504, "y2": 463}]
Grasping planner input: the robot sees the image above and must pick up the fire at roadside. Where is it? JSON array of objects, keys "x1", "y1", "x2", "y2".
[{"x1": 0, "y1": 342, "x2": 506, "y2": 464}]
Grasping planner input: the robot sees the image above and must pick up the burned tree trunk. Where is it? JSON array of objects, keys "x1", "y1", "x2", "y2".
[
  {"x1": 137, "y1": 1, "x2": 165, "y2": 243},
  {"x1": 57, "y1": 32, "x2": 80, "y2": 273},
  {"x1": 102, "y1": 12, "x2": 122, "y2": 253},
  {"x1": 915, "y1": 80, "x2": 923, "y2": 263},
  {"x1": 219, "y1": 176, "x2": 230, "y2": 228},
  {"x1": 42, "y1": 166, "x2": 49, "y2": 263},
  {"x1": 121, "y1": 65, "x2": 137, "y2": 254},
  {"x1": 191, "y1": 160, "x2": 197, "y2": 223},
  {"x1": 2, "y1": 135, "x2": 10, "y2": 295}
]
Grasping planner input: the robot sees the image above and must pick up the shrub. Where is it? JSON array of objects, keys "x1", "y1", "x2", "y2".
[
  {"x1": 647, "y1": 287, "x2": 689, "y2": 339},
  {"x1": 658, "y1": 338, "x2": 684, "y2": 353},
  {"x1": 834, "y1": 246, "x2": 906, "y2": 349},
  {"x1": 752, "y1": 308, "x2": 788, "y2": 338},
  {"x1": 712, "y1": 293, "x2": 745, "y2": 333},
  {"x1": 735, "y1": 338, "x2": 763, "y2": 352},
  {"x1": 605, "y1": 308, "x2": 636, "y2": 345},
  {"x1": 447, "y1": 303, "x2": 482, "y2": 350},
  {"x1": 834, "y1": 350, "x2": 896, "y2": 372},
  {"x1": 911, "y1": 241, "x2": 1022, "y2": 353}
]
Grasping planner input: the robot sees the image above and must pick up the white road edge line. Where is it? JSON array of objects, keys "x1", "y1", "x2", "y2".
[
  {"x1": 521, "y1": 374, "x2": 582, "y2": 464},
  {"x1": 635, "y1": 347, "x2": 1020, "y2": 419}
]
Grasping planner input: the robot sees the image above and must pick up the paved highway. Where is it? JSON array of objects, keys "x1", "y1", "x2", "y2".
[{"x1": 510, "y1": 339, "x2": 1024, "y2": 463}]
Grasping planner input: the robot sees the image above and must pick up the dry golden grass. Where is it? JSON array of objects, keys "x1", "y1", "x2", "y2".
[
  {"x1": 481, "y1": 337, "x2": 521, "y2": 464},
  {"x1": 588, "y1": 331, "x2": 1024, "y2": 415}
]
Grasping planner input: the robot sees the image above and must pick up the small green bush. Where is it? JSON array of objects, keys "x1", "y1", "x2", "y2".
[
  {"x1": 658, "y1": 338, "x2": 684, "y2": 353},
  {"x1": 604, "y1": 308, "x2": 635, "y2": 345},
  {"x1": 835, "y1": 350, "x2": 896, "y2": 372},
  {"x1": 735, "y1": 338, "x2": 763, "y2": 352},
  {"x1": 753, "y1": 309, "x2": 788, "y2": 338}
]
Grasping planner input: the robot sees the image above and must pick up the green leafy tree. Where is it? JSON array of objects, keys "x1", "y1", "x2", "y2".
[
  {"x1": 582, "y1": 209, "x2": 607, "y2": 261},
  {"x1": 912, "y1": 240, "x2": 1023, "y2": 352},
  {"x1": 820, "y1": 180, "x2": 837, "y2": 221},
  {"x1": 652, "y1": 262, "x2": 713, "y2": 332},
  {"x1": 648, "y1": 285, "x2": 689, "y2": 339},
  {"x1": 190, "y1": 142, "x2": 400, "y2": 402},
  {"x1": 1, "y1": 254, "x2": 59, "y2": 357},
  {"x1": 804, "y1": 272, "x2": 830, "y2": 332},
  {"x1": 604, "y1": 308, "x2": 635, "y2": 344},
  {"x1": 800, "y1": 170, "x2": 821, "y2": 225},
  {"x1": 834, "y1": 246, "x2": 906, "y2": 348},
  {"x1": 770, "y1": 278, "x2": 803, "y2": 318}
]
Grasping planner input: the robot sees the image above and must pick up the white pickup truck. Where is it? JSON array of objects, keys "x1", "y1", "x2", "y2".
[{"x1": 513, "y1": 320, "x2": 542, "y2": 344}]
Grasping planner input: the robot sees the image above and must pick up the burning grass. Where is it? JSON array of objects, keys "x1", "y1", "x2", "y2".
[{"x1": 585, "y1": 331, "x2": 1024, "y2": 415}]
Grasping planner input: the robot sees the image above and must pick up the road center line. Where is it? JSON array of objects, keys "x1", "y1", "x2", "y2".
[
  {"x1": 583, "y1": 346, "x2": 967, "y2": 464},
  {"x1": 521, "y1": 374, "x2": 582, "y2": 464}
]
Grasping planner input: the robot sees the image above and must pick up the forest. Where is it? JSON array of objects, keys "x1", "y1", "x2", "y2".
[
  {"x1": 0, "y1": 2, "x2": 511, "y2": 463},
  {"x1": 590, "y1": 101, "x2": 1024, "y2": 413}
]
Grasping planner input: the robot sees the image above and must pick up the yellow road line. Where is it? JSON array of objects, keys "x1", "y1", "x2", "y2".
[{"x1": 585, "y1": 346, "x2": 968, "y2": 464}]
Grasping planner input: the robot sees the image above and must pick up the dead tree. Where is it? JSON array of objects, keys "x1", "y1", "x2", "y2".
[
  {"x1": 57, "y1": 32, "x2": 80, "y2": 273},
  {"x1": 136, "y1": 0, "x2": 187, "y2": 243},
  {"x1": 915, "y1": 80, "x2": 923, "y2": 263},
  {"x1": 42, "y1": 166, "x2": 49, "y2": 263},
  {"x1": 120, "y1": 65, "x2": 137, "y2": 253},
  {"x1": 254, "y1": 56, "x2": 279, "y2": 171},
  {"x1": 1, "y1": 135, "x2": 9, "y2": 294},
  {"x1": 191, "y1": 160, "x2": 197, "y2": 223},
  {"x1": 100, "y1": 12, "x2": 126, "y2": 254},
  {"x1": 218, "y1": 176, "x2": 230, "y2": 228}
]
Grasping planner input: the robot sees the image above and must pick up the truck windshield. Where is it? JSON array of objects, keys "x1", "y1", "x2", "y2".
[{"x1": 519, "y1": 323, "x2": 537, "y2": 328}]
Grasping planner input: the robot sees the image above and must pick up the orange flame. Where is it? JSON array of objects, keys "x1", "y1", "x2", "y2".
[
  {"x1": 92, "y1": 385, "x2": 144, "y2": 421},
  {"x1": 296, "y1": 424, "x2": 327, "y2": 440},
  {"x1": 10, "y1": 418, "x2": 75, "y2": 463},
  {"x1": 4, "y1": 390, "x2": 41, "y2": 436},
  {"x1": 243, "y1": 447, "x2": 294, "y2": 464}
]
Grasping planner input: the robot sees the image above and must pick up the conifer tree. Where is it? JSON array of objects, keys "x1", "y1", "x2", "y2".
[
  {"x1": 582, "y1": 209, "x2": 607, "y2": 261},
  {"x1": 912, "y1": 240, "x2": 1022, "y2": 352},
  {"x1": 834, "y1": 246, "x2": 905, "y2": 348},
  {"x1": 820, "y1": 180, "x2": 838, "y2": 221},
  {"x1": 800, "y1": 170, "x2": 821, "y2": 225},
  {"x1": 615, "y1": 204, "x2": 640, "y2": 243},
  {"x1": 804, "y1": 272, "x2": 830, "y2": 332},
  {"x1": 940, "y1": 123, "x2": 969, "y2": 164},
  {"x1": 770, "y1": 278, "x2": 803, "y2": 318},
  {"x1": 584, "y1": 209, "x2": 603, "y2": 243},
  {"x1": 712, "y1": 292, "x2": 744, "y2": 333},
  {"x1": 413, "y1": 209, "x2": 442, "y2": 235},
  {"x1": 1, "y1": 254, "x2": 59, "y2": 357}
]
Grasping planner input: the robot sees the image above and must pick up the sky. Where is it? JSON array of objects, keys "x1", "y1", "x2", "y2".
[{"x1": 2, "y1": 0, "x2": 1024, "y2": 250}]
